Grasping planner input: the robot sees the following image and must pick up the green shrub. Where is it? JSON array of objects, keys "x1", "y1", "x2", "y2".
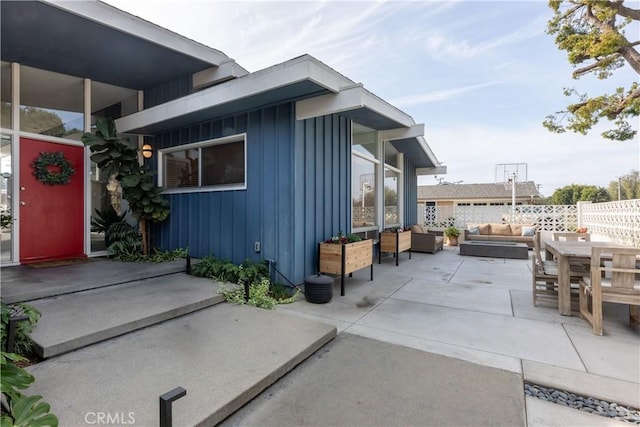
[
  {"x1": 192, "y1": 257, "x2": 268, "y2": 285},
  {"x1": 219, "y1": 277, "x2": 299, "y2": 310},
  {"x1": 1, "y1": 352, "x2": 58, "y2": 427},
  {"x1": 192, "y1": 257, "x2": 299, "y2": 309},
  {"x1": 106, "y1": 222, "x2": 142, "y2": 260},
  {"x1": 0, "y1": 303, "x2": 40, "y2": 356}
]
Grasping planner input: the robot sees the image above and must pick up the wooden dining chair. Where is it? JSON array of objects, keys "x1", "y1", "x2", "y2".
[
  {"x1": 551, "y1": 232, "x2": 593, "y2": 270},
  {"x1": 579, "y1": 247, "x2": 640, "y2": 335},
  {"x1": 532, "y1": 233, "x2": 588, "y2": 306},
  {"x1": 552, "y1": 232, "x2": 591, "y2": 242}
]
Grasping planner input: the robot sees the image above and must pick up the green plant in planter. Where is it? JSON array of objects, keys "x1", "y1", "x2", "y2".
[
  {"x1": 91, "y1": 205, "x2": 128, "y2": 247},
  {"x1": 81, "y1": 118, "x2": 169, "y2": 255},
  {"x1": 1, "y1": 209, "x2": 13, "y2": 229},
  {"x1": 443, "y1": 226, "x2": 460, "y2": 238}
]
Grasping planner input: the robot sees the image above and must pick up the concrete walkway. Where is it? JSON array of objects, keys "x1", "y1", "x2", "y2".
[
  {"x1": 26, "y1": 303, "x2": 337, "y2": 426},
  {"x1": 28, "y1": 273, "x2": 224, "y2": 357},
  {"x1": 1, "y1": 257, "x2": 188, "y2": 303},
  {"x1": 222, "y1": 333, "x2": 526, "y2": 426}
]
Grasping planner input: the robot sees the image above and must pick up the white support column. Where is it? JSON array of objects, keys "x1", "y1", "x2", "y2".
[
  {"x1": 84, "y1": 78, "x2": 92, "y2": 255},
  {"x1": 137, "y1": 90, "x2": 144, "y2": 161},
  {"x1": 376, "y1": 131, "x2": 384, "y2": 230},
  {"x1": 11, "y1": 62, "x2": 20, "y2": 262},
  {"x1": 398, "y1": 152, "x2": 404, "y2": 227}
]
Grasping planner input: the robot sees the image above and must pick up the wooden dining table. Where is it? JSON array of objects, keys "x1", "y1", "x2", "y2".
[{"x1": 543, "y1": 240, "x2": 631, "y2": 316}]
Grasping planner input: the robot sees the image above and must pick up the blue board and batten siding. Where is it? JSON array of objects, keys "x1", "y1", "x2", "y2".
[
  {"x1": 150, "y1": 101, "x2": 351, "y2": 285},
  {"x1": 293, "y1": 115, "x2": 351, "y2": 282},
  {"x1": 403, "y1": 157, "x2": 418, "y2": 226}
]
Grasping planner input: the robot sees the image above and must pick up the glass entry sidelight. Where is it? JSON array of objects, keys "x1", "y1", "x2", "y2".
[
  {"x1": 19, "y1": 137, "x2": 85, "y2": 262},
  {"x1": 1, "y1": 134, "x2": 12, "y2": 262}
]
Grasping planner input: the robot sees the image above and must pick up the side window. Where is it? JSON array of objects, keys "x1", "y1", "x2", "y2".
[{"x1": 160, "y1": 134, "x2": 246, "y2": 193}]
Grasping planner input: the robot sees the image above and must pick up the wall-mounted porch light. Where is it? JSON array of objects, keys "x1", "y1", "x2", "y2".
[{"x1": 142, "y1": 144, "x2": 153, "y2": 159}]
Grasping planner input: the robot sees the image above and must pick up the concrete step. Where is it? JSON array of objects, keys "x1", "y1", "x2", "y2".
[
  {"x1": 29, "y1": 273, "x2": 223, "y2": 358},
  {"x1": 26, "y1": 303, "x2": 337, "y2": 426},
  {"x1": 1, "y1": 257, "x2": 189, "y2": 303}
]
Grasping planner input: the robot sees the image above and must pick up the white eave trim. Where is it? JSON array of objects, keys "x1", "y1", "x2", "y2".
[
  {"x1": 193, "y1": 61, "x2": 249, "y2": 90},
  {"x1": 46, "y1": 0, "x2": 232, "y2": 66},
  {"x1": 381, "y1": 124, "x2": 424, "y2": 141},
  {"x1": 296, "y1": 85, "x2": 415, "y2": 128},
  {"x1": 417, "y1": 165, "x2": 448, "y2": 176},
  {"x1": 382, "y1": 125, "x2": 444, "y2": 171},
  {"x1": 116, "y1": 55, "x2": 350, "y2": 133}
]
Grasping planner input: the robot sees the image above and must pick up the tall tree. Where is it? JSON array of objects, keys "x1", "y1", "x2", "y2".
[
  {"x1": 543, "y1": 0, "x2": 640, "y2": 141},
  {"x1": 608, "y1": 169, "x2": 640, "y2": 199},
  {"x1": 551, "y1": 184, "x2": 611, "y2": 204}
]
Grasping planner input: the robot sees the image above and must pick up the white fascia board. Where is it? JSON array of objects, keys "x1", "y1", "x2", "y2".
[
  {"x1": 193, "y1": 61, "x2": 250, "y2": 90},
  {"x1": 417, "y1": 166, "x2": 448, "y2": 176},
  {"x1": 116, "y1": 55, "x2": 347, "y2": 133},
  {"x1": 381, "y1": 124, "x2": 424, "y2": 141},
  {"x1": 296, "y1": 84, "x2": 366, "y2": 119},
  {"x1": 296, "y1": 85, "x2": 415, "y2": 128},
  {"x1": 46, "y1": 0, "x2": 232, "y2": 66}
]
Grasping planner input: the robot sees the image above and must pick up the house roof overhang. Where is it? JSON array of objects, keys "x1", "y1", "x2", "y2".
[
  {"x1": 0, "y1": 0, "x2": 246, "y2": 90},
  {"x1": 115, "y1": 55, "x2": 351, "y2": 134},
  {"x1": 297, "y1": 90, "x2": 444, "y2": 169}
]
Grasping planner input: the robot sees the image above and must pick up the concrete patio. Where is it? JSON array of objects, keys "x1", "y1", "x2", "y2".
[
  {"x1": 1, "y1": 245, "x2": 638, "y2": 425},
  {"x1": 273, "y1": 245, "x2": 639, "y2": 424}
]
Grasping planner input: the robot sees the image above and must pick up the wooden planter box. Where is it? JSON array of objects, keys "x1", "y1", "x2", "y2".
[
  {"x1": 379, "y1": 230, "x2": 412, "y2": 266},
  {"x1": 318, "y1": 239, "x2": 373, "y2": 296}
]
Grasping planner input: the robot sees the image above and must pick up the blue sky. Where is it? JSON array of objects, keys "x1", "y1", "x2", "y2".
[{"x1": 105, "y1": 0, "x2": 639, "y2": 196}]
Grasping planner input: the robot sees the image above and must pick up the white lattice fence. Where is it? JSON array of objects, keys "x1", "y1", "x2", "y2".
[
  {"x1": 420, "y1": 201, "x2": 639, "y2": 247},
  {"x1": 581, "y1": 199, "x2": 640, "y2": 247},
  {"x1": 422, "y1": 205, "x2": 578, "y2": 231}
]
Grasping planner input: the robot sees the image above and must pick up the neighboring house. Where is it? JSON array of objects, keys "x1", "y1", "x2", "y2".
[
  {"x1": 0, "y1": 1, "x2": 445, "y2": 284},
  {"x1": 418, "y1": 182, "x2": 541, "y2": 223}
]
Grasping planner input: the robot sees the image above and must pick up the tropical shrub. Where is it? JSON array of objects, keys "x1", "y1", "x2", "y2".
[
  {"x1": 192, "y1": 257, "x2": 299, "y2": 308},
  {"x1": 1, "y1": 352, "x2": 58, "y2": 427},
  {"x1": 0, "y1": 303, "x2": 40, "y2": 356}
]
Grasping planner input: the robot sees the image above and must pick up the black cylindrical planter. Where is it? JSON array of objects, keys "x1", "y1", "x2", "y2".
[{"x1": 304, "y1": 274, "x2": 334, "y2": 304}]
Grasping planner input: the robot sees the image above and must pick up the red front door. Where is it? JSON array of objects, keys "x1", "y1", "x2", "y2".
[{"x1": 19, "y1": 138, "x2": 85, "y2": 263}]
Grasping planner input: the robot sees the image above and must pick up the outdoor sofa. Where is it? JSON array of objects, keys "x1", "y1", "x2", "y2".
[
  {"x1": 463, "y1": 223, "x2": 536, "y2": 248},
  {"x1": 410, "y1": 225, "x2": 444, "y2": 254}
]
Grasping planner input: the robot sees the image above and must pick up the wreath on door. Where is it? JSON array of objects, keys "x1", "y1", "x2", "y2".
[{"x1": 32, "y1": 151, "x2": 75, "y2": 185}]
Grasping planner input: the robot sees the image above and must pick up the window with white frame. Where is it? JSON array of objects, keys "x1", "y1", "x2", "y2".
[
  {"x1": 384, "y1": 166, "x2": 400, "y2": 226},
  {"x1": 160, "y1": 134, "x2": 246, "y2": 192},
  {"x1": 384, "y1": 142, "x2": 401, "y2": 227}
]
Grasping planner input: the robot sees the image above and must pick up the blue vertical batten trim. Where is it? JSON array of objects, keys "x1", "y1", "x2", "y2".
[
  {"x1": 144, "y1": 75, "x2": 193, "y2": 109},
  {"x1": 293, "y1": 114, "x2": 350, "y2": 281},
  {"x1": 404, "y1": 157, "x2": 418, "y2": 226}
]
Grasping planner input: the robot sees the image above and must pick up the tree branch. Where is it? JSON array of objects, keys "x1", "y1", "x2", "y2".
[
  {"x1": 610, "y1": 87, "x2": 640, "y2": 116},
  {"x1": 606, "y1": 0, "x2": 640, "y2": 21},
  {"x1": 572, "y1": 54, "x2": 621, "y2": 77},
  {"x1": 582, "y1": 3, "x2": 640, "y2": 75}
]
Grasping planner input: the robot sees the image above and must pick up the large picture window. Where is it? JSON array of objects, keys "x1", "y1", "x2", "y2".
[{"x1": 160, "y1": 134, "x2": 246, "y2": 192}]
